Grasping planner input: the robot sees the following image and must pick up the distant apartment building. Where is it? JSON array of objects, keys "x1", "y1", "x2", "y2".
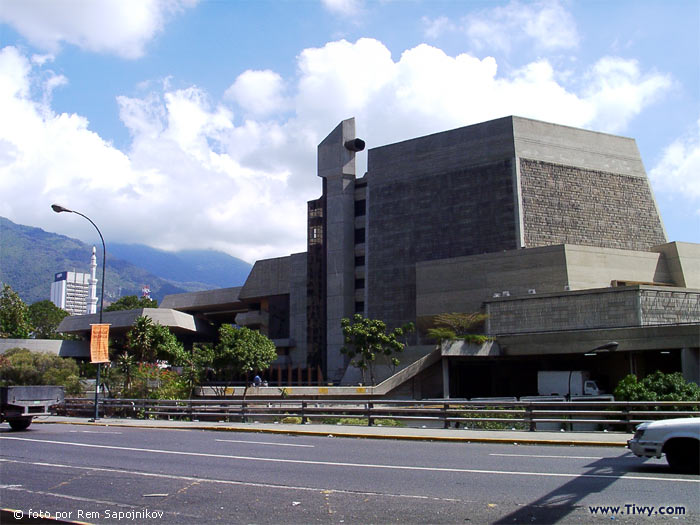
[{"x1": 51, "y1": 247, "x2": 99, "y2": 316}]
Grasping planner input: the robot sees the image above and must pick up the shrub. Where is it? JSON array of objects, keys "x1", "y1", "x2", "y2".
[
  {"x1": 0, "y1": 347, "x2": 82, "y2": 395},
  {"x1": 614, "y1": 371, "x2": 700, "y2": 402}
]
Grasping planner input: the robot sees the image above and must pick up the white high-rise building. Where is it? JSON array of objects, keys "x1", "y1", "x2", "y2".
[{"x1": 50, "y1": 247, "x2": 99, "y2": 316}]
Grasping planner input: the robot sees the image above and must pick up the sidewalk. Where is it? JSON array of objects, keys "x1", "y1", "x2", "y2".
[{"x1": 34, "y1": 416, "x2": 632, "y2": 447}]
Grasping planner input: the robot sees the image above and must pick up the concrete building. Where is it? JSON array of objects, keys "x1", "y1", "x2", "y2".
[
  {"x1": 50, "y1": 247, "x2": 99, "y2": 316},
  {"x1": 58, "y1": 116, "x2": 700, "y2": 398}
]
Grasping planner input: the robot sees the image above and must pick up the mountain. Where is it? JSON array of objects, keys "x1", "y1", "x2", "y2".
[
  {"x1": 0, "y1": 217, "x2": 252, "y2": 306},
  {"x1": 108, "y1": 243, "x2": 251, "y2": 290}
]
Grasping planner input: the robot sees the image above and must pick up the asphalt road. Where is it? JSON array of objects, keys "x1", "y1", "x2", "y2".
[{"x1": 1, "y1": 423, "x2": 698, "y2": 524}]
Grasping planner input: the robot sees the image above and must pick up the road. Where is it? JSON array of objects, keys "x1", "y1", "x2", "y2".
[{"x1": 0, "y1": 423, "x2": 698, "y2": 524}]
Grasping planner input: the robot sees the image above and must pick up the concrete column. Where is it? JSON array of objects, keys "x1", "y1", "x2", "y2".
[
  {"x1": 681, "y1": 348, "x2": 699, "y2": 385},
  {"x1": 442, "y1": 358, "x2": 450, "y2": 399},
  {"x1": 317, "y1": 118, "x2": 363, "y2": 382}
]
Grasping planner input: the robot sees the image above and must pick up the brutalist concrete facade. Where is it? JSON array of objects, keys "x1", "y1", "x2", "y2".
[
  {"x1": 225, "y1": 116, "x2": 696, "y2": 390},
  {"x1": 60, "y1": 116, "x2": 697, "y2": 395},
  {"x1": 367, "y1": 116, "x2": 667, "y2": 335}
]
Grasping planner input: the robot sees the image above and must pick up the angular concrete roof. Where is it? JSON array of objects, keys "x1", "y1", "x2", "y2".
[
  {"x1": 57, "y1": 308, "x2": 216, "y2": 338},
  {"x1": 239, "y1": 256, "x2": 291, "y2": 300}
]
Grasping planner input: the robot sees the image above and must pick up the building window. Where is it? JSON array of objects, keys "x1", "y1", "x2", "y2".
[
  {"x1": 354, "y1": 199, "x2": 366, "y2": 217},
  {"x1": 355, "y1": 228, "x2": 365, "y2": 244},
  {"x1": 355, "y1": 301, "x2": 365, "y2": 314},
  {"x1": 355, "y1": 255, "x2": 365, "y2": 266},
  {"x1": 355, "y1": 278, "x2": 365, "y2": 289}
]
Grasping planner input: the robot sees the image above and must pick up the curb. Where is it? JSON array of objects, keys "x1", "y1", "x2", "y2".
[{"x1": 33, "y1": 419, "x2": 628, "y2": 447}]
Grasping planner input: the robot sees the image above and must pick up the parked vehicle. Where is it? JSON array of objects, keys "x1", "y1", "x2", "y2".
[
  {"x1": 627, "y1": 417, "x2": 700, "y2": 473},
  {"x1": 0, "y1": 386, "x2": 65, "y2": 431},
  {"x1": 537, "y1": 371, "x2": 602, "y2": 397}
]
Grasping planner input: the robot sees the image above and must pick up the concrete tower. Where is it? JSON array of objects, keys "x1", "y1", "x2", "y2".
[
  {"x1": 87, "y1": 246, "x2": 98, "y2": 314},
  {"x1": 316, "y1": 118, "x2": 365, "y2": 381}
]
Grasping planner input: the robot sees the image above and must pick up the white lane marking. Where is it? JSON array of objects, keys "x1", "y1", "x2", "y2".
[
  {"x1": 1, "y1": 436, "x2": 697, "y2": 484},
  {"x1": 216, "y1": 439, "x2": 314, "y2": 448},
  {"x1": 0, "y1": 458, "x2": 461, "y2": 503},
  {"x1": 69, "y1": 430, "x2": 123, "y2": 434},
  {"x1": 490, "y1": 453, "x2": 604, "y2": 460}
]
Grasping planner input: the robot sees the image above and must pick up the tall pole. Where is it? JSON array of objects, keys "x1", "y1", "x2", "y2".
[{"x1": 52, "y1": 204, "x2": 106, "y2": 421}]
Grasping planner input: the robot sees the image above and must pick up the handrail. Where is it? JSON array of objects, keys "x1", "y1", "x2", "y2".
[{"x1": 58, "y1": 397, "x2": 699, "y2": 431}]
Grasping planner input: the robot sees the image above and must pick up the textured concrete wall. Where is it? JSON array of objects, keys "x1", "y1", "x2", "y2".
[
  {"x1": 288, "y1": 252, "x2": 308, "y2": 366},
  {"x1": 487, "y1": 286, "x2": 700, "y2": 335},
  {"x1": 512, "y1": 117, "x2": 648, "y2": 177},
  {"x1": 640, "y1": 288, "x2": 700, "y2": 325},
  {"x1": 652, "y1": 242, "x2": 700, "y2": 289},
  {"x1": 239, "y1": 256, "x2": 290, "y2": 299},
  {"x1": 367, "y1": 159, "x2": 518, "y2": 329},
  {"x1": 0, "y1": 339, "x2": 89, "y2": 358},
  {"x1": 319, "y1": 119, "x2": 359, "y2": 381},
  {"x1": 416, "y1": 245, "x2": 569, "y2": 317},
  {"x1": 519, "y1": 159, "x2": 666, "y2": 251},
  {"x1": 564, "y1": 245, "x2": 672, "y2": 289}
]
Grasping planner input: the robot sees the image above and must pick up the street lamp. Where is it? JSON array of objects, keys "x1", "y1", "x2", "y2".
[{"x1": 52, "y1": 204, "x2": 106, "y2": 421}]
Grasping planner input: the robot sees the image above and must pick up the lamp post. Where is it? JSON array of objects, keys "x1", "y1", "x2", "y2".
[{"x1": 52, "y1": 204, "x2": 106, "y2": 421}]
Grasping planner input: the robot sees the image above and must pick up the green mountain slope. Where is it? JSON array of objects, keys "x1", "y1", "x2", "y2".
[
  {"x1": 108, "y1": 243, "x2": 251, "y2": 289},
  {"x1": 0, "y1": 217, "x2": 251, "y2": 306}
]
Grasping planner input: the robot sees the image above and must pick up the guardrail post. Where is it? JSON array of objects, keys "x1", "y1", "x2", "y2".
[
  {"x1": 442, "y1": 402, "x2": 449, "y2": 429},
  {"x1": 622, "y1": 405, "x2": 632, "y2": 433},
  {"x1": 367, "y1": 402, "x2": 373, "y2": 427},
  {"x1": 301, "y1": 401, "x2": 307, "y2": 424},
  {"x1": 525, "y1": 404, "x2": 535, "y2": 432},
  {"x1": 241, "y1": 401, "x2": 247, "y2": 423}
]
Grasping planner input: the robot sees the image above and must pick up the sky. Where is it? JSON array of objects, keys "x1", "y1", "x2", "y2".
[{"x1": 0, "y1": 0, "x2": 698, "y2": 264}]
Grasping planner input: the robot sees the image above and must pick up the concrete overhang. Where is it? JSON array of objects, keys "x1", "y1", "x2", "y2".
[
  {"x1": 57, "y1": 308, "x2": 216, "y2": 339},
  {"x1": 496, "y1": 324, "x2": 700, "y2": 356},
  {"x1": 160, "y1": 287, "x2": 246, "y2": 312}
]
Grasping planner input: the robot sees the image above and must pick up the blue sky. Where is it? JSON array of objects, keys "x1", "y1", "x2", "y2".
[{"x1": 1, "y1": 0, "x2": 698, "y2": 263}]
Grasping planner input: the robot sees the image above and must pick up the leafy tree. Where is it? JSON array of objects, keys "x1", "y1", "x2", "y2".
[
  {"x1": 215, "y1": 325, "x2": 277, "y2": 399},
  {"x1": 0, "y1": 347, "x2": 82, "y2": 394},
  {"x1": 0, "y1": 284, "x2": 33, "y2": 338},
  {"x1": 340, "y1": 314, "x2": 414, "y2": 386},
  {"x1": 176, "y1": 343, "x2": 215, "y2": 399},
  {"x1": 105, "y1": 295, "x2": 157, "y2": 312},
  {"x1": 28, "y1": 300, "x2": 70, "y2": 339},
  {"x1": 125, "y1": 316, "x2": 185, "y2": 364},
  {"x1": 614, "y1": 371, "x2": 700, "y2": 402},
  {"x1": 426, "y1": 312, "x2": 491, "y2": 345}
]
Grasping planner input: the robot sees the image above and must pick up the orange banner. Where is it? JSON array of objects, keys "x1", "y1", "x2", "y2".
[{"x1": 90, "y1": 324, "x2": 110, "y2": 363}]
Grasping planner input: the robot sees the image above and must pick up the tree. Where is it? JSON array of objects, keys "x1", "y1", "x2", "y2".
[
  {"x1": 105, "y1": 295, "x2": 157, "y2": 312},
  {"x1": 0, "y1": 284, "x2": 33, "y2": 338},
  {"x1": 214, "y1": 325, "x2": 277, "y2": 399},
  {"x1": 176, "y1": 343, "x2": 215, "y2": 398},
  {"x1": 340, "y1": 314, "x2": 414, "y2": 386},
  {"x1": 28, "y1": 300, "x2": 70, "y2": 339},
  {"x1": 614, "y1": 371, "x2": 700, "y2": 402},
  {"x1": 0, "y1": 347, "x2": 82, "y2": 395},
  {"x1": 426, "y1": 312, "x2": 491, "y2": 346},
  {"x1": 125, "y1": 316, "x2": 184, "y2": 364}
]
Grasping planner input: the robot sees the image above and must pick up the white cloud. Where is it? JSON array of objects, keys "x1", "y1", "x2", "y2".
[
  {"x1": 464, "y1": 0, "x2": 579, "y2": 53},
  {"x1": 0, "y1": 0, "x2": 198, "y2": 59},
  {"x1": 650, "y1": 121, "x2": 700, "y2": 202},
  {"x1": 224, "y1": 70, "x2": 288, "y2": 117},
  {"x1": 421, "y1": 16, "x2": 456, "y2": 39},
  {"x1": 0, "y1": 39, "x2": 674, "y2": 263},
  {"x1": 321, "y1": 0, "x2": 364, "y2": 17},
  {"x1": 582, "y1": 57, "x2": 672, "y2": 133}
]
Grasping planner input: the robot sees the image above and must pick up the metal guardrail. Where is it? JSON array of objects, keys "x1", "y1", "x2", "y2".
[{"x1": 58, "y1": 398, "x2": 699, "y2": 432}]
